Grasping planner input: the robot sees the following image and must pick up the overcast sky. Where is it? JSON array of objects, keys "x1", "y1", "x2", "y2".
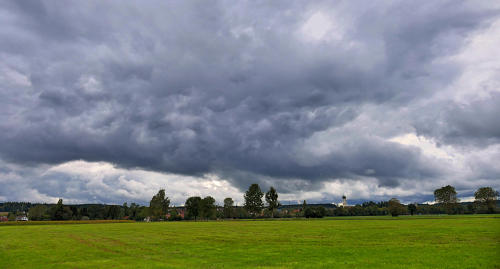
[{"x1": 1, "y1": 1, "x2": 499, "y2": 205}]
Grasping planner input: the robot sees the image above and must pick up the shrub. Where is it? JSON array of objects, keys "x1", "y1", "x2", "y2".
[{"x1": 304, "y1": 207, "x2": 326, "y2": 218}]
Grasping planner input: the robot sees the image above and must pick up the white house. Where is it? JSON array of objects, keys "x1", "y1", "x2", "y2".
[{"x1": 16, "y1": 216, "x2": 28, "y2": 221}]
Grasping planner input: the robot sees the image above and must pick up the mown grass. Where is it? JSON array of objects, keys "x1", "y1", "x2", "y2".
[
  {"x1": 0, "y1": 215, "x2": 499, "y2": 268},
  {"x1": 0, "y1": 220, "x2": 134, "y2": 226}
]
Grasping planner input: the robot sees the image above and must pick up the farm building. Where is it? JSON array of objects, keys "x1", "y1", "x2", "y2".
[{"x1": 15, "y1": 215, "x2": 28, "y2": 221}]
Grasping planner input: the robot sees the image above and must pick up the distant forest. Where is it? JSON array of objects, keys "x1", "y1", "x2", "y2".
[{"x1": 0, "y1": 185, "x2": 498, "y2": 221}]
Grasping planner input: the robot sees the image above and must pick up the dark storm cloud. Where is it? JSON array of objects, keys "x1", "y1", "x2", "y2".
[
  {"x1": 1, "y1": 0, "x2": 499, "y2": 202},
  {"x1": 415, "y1": 92, "x2": 500, "y2": 147}
]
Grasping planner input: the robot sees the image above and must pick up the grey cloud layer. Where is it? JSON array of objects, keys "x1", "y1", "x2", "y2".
[
  {"x1": 415, "y1": 92, "x2": 500, "y2": 147},
  {"x1": 1, "y1": 1, "x2": 499, "y2": 202}
]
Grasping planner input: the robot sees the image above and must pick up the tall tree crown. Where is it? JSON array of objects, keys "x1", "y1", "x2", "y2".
[
  {"x1": 474, "y1": 187, "x2": 498, "y2": 202},
  {"x1": 185, "y1": 196, "x2": 202, "y2": 220},
  {"x1": 244, "y1": 184, "x2": 264, "y2": 215},
  {"x1": 149, "y1": 189, "x2": 170, "y2": 220},
  {"x1": 265, "y1": 187, "x2": 280, "y2": 210},
  {"x1": 434, "y1": 185, "x2": 459, "y2": 204}
]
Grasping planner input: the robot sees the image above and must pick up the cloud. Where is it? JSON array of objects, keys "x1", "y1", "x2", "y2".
[
  {"x1": 0, "y1": 160, "x2": 242, "y2": 205},
  {"x1": 0, "y1": 1, "x2": 499, "y2": 204},
  {"x1": 414, "y1": 93, "x2": 500, "y2": 147}
]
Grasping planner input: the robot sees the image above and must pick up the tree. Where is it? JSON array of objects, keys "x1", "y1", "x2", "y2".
[
  {"x1": 28, "y1": 205, "x2": 48, "y2": 221},
  {"x1": 87, "y1": 205, "x2": 106, "y2": 220},
  {"x1": 223, "y1": 198, "x2": 234, "y2": 219},
  {"x1": 106, "y1": 205, "x2": 122, "y2": 220},
  {"x1": 123, "y1": 202, "x2": 129, "y2": 217},
  {"x1": 201, "y1": 196, "x2": 216, "y2": 220},
  {"x1": 52, "y1": 199, "x2": 64, "y2": 220},
  {"x1": 149, "y1": 189, "x2": 170, "y2": 220},
  {"x1": 388, "y1": 198, "x2": 405, "y2": 217},
  {"x1": 80, "y1": 207, "x2": 89, "y2": 219},
  {"x1": 434, "y1": 185, "x2": 459, "y2": 214},
  {"x1": 304, "y1": 207, "x2": 326, "y2": 218},
  {"x1": 129, "y1": 203, "x2": 140, "y2": 220},
  {"x1": 137, "y1": 206, "x2": 150, "y2": 221},
  {"x1": 7, "y1": 212, "x2": 16, "y2": 221},
  {"x1": 235, "y1": 207, "x2": 250, "y2": 219},
  {"x1": 69, "y1": 206, "x2": 80, "y2": 220},
  {"x1": 51, "y1": 199, "x2": 72, "y2": 220},
  {"x1": 185, "y1": 196, "x2": 202, "y2": 221},
  {"x1": 265, "y1": 187, "x2": 280, "y2": 218},
  {"x1": 474, "y1": 187, "x2": 499, "y2": 213},
  {"x1": 244, "y1": 184, "x2": 264, "y2": 217},
  {"x1": 407, "y1": 203, "x2": 417, "y2": 216}
]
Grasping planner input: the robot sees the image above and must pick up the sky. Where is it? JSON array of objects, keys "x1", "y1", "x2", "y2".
[{"x1": 1, "y1": 1, "x2": 499, "y2": 206}]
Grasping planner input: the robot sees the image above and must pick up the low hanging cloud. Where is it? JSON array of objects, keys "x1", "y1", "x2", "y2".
[{"x1": 0, "y1": 1, "x2": 499, "y2": 204}]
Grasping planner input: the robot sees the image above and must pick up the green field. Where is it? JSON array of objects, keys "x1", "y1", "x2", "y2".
[{"x1": 1, "y1": 215, "x2": 499, "y2": 268}]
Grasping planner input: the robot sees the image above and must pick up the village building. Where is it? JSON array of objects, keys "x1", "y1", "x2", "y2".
[
  {"x1": 0, "y1": 212, "x2": 8, "y2": 222},
  {"x1": 165, "y1": 208, "x2": 185, "y2": 220},
  {"x1": 15, "y1": 215, "x2": 28, "y2": 221},
  {"x1": 337, "y1": 195, "x2": 352, "y2": 207}
]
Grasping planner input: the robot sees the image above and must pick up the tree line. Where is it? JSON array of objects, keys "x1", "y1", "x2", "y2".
[
  {"x1": 1, "y1": 185, "x2": 497, "y2": 221},
  {"x1": 4, "y1": 200, "x2": 151, "y2": 221}
]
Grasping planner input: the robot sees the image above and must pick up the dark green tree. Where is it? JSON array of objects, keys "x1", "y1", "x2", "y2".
[
  {"x1": 51, "y1": 199, "x2": 66, "y2": 220},
  {"x1": 299, "y1": 200, "x2": 308, "y2": 217},
  {"x1": 434, "y1": 185, "x2": 459, "y2": 214},
  {"x1": 7, "y1": 212, "x2": 16, "y2": 221},
  {"x1": 137, "y1": 206, "x2": 150, "y2": 221},
  {"x1": 122, "y1": 202, "x2": 129, "y2": 217},
  {"x1": 80, "y1": 207, "x2": 89, "y2": 219},
  {"x1": 87, "y1": 205, "x2": 105, "y2": 220},
  {"x1": 185, "y1": 196, "x2": 202, "y2": 221},
  {"x1": 474, "y1": 187, "x2": 499, "y2": 213},
  {"x1": 149, "y1": 189, "x2": 170, "y2": 220},
  {"x1": 223, "y1": 197, "x2": 234, "y2": 219},
  {"x1": 201, "y1": 196, "x2": 216, "y2": 220},
  {"x1": 244, "y1": 184, "x2": 264, "y2": 217},
  {"x1": 129, "y1": 203, "x2": 140, "y2": 220},
  {"x1": 265, "y1": 187, "x2": 280, "y2": 218},
  {"x1": 304, "y1": 207, "x2": 326, "y2": 218},
  {"x1": 106, "y1": 205, "x2": 122, "y2": 219},
  {"x1": 235, "y1": 207, "x2": 250, "y2": 219},
  {"x1": 466, "y1": 203, "x2": 475, "y2": 214},
  {"x1": 388, "y1": 198, "x2": 406, "y2": 217},
  {"x1": 69, "y1": 206, "x2": 80, "y2": 220},
  {"x1": 28, "y1": 205, "x2": 48, "y2": 221},
  {"x1": 407, "y1": 203, "x2": 417, "y2": 215}
]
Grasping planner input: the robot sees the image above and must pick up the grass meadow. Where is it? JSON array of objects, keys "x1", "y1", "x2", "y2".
[{"x1": 1, "y1": 215, "x2": 499, "y2": 268}]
